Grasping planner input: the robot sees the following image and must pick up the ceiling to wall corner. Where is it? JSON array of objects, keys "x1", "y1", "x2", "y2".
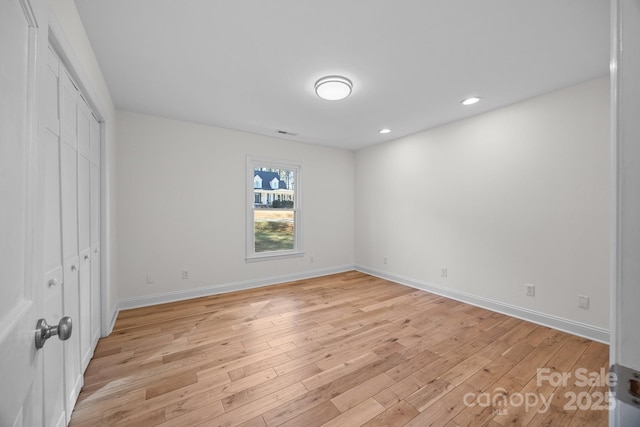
[{"x1": 75, "y1": 0, "x2": 609, "y2": 150}]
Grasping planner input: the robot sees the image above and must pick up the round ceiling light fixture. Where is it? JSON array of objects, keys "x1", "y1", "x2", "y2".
[
  {"x1": 315, "y1": 76, "x2": 353, "y2": 101},
  {"x1": 379, "y1": 128, "x2": 391, "y2": 134},
  {"x1": 461, "y1": 96, "x2": 481, "y2": 106}
]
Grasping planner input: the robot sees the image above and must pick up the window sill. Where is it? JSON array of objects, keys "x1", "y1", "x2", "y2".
[{"x1": 246, "y1": 251, "x2": 305, "y2": 263}]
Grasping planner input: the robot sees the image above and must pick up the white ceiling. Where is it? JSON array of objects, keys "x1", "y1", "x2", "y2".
[{"x1": 75, "y1": 0, "x2": 610, "y2": 151}]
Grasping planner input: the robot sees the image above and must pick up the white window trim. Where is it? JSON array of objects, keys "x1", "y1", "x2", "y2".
[{"x1": 246, "y1": 156, "x2": 304, "y2": 262}]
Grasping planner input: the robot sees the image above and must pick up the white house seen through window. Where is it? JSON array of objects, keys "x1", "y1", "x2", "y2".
[{"x1": 247, "y1": 158, "x2": 303, "y2": 261}]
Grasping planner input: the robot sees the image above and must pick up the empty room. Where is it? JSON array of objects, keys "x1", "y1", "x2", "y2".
[{"x1": 3, "y1": 0, "x2": 640, "y2": 426}]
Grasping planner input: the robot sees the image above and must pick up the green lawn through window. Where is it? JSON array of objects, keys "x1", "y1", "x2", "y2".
[{"x1": 254, "y1": 210, "x2": 294, "y2": 252}]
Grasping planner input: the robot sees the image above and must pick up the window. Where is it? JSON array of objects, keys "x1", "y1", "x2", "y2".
[{"x1": 247, "y1": 157, "x2": 303, "y2": 261}]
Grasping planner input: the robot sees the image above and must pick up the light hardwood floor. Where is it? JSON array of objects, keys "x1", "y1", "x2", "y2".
[{"x1": 70, "y1": 271, "x2": 609, "y2": 426}]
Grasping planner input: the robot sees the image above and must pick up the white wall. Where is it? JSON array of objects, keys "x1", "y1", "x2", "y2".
[
  {"x1": 50, "y1": 0, "x2": 119, "y2": 331},
  {"x1": 355, "y1": 77, "x2": 610, "y2": 334},
  {"x1": 116, "y1": 111, "x2": 354, "y2": 305}
]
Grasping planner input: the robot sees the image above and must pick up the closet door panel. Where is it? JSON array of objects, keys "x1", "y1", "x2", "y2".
[
  {"x1": 90, "y1": 112, "x2": 101, "y2": 343},
  {"x1": 90, "y1": 162, "x2": 101, "y2": 343},
  {"x1": 45, "y1": 47, "x2": 60, "y2": 137},
  {"x1": 78, "y1": 155, "x2": 92, "y2": 370},
  {"x1": 78, "y1": 156, "x2": 90, "y2": 255},
  {"x1": 60, "y1": 72, "x2": 77, "y2": 151},
  {"x1": 60, "y1": 142, "x2": 78, "y2": 259},
  {"x1": 42, "y1": 127, "x2": 66, "y2": 427},
  {"x1": 90, "y1": 114, "x2": 100, "y2": 166},
  {"x1": 43, "y1": 129, "x2": 62, "y2": 274},
  {"x1": 78, "y1": 249, "x2": 91, "y2": 370},
  {"x1": 77, "y1": 99, "x2": 91, "y2": 161},
  {"x1": 60, "y1": 139, "x2": 82, "y2": 410}
]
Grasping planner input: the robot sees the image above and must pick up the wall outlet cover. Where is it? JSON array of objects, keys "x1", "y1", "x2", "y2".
[
  {"x1": 525, "y1": 284, "x2": 535, "y2": 297},
  {"x1": 578, "y1": 295, "x2": 590, "y2": 309}
]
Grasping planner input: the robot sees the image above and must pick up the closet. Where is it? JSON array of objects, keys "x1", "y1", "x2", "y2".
[{"x1": 43, "y1": 45, "x2": 101, "y2": 424}]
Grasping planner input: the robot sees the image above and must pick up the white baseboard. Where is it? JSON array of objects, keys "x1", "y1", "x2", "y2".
[
  {"x1": 118, "y1": 265, "x2": 355, "y2": 311},
  {"x1": 355, "y1": 265, "x2": 609, "y2": 344}
]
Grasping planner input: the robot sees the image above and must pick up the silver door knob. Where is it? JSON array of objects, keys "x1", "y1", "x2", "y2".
[{"x1": 35, "y1": 317, "x2": 72, "y2": 349}]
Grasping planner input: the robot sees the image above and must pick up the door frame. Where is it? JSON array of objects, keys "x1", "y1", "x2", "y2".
[{"x1": 610, "y1": 0, "x2": 640, "y2": 425}]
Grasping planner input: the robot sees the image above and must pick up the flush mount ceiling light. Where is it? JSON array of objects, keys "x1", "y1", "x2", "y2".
[
  {"x1": 315, "y1": 76, "x2": 353, "y2": 101},
  {"x1": 379, "y1": 128, "x2": 391, "y2": 134},
  {"x1": 462, "y1": 96, "x2": 481, "y2": 106}
]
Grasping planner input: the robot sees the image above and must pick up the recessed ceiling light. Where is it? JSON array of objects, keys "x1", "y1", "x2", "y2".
[
  {"x1": 462, "y1": 97, "x2": 481, "y2": 106},
  {"x1": 379, "y1": 129, "x2": 391, "y2": 134},
  {"x1": 315, "y1": 76, "x2": 353, "y2": 101}
]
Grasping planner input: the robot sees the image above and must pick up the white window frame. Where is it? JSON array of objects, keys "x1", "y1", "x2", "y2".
[{"x1": 246, "y1": 156, "x2": 304, "y2": 262}]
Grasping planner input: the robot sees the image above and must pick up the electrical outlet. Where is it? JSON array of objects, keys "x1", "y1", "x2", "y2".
[
  {"x1": 309, "y1": 256, "x2": 314, "y2": 263},
  {"x1": 182, "y1": 270, "x2": 189, "y2": 279},
  {"x1": 525, "y1": 284, "x2": 535, "y2": 297},
  {"x1": 578, "y1": 295, "x2": 590, "y2": 310},
  {"x1": 146, "y1": 274, "x2": 154, "y2": 284},
  {"x1": 383, "y1": 257, "x2": 388, "y2": 265},
  {"x1": 441, "y1": 267, "x2": 448, "y2": 278}
]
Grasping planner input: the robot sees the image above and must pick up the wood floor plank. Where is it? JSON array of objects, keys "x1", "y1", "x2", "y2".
[
  {"x1": 236, "y1": 416, "x2": 268, "y2": 427},
  {"x1": 362, "y1": 400, "x2": 419, "y2": 427},
  {"x1": 197, "y1": 382, "x2": 308, "y2": 427},
  {"x1": 221, "y1": 364, "x2": 321, "y2": 412},
  {"x1": 145, "y1": 368, "x2": 199, "y2": 399},
  {"x1": 405, "y1": 383, "x2": 478, "y2": 427},
  {"x1": 69, "y1": 271, "x2": 608, "y2": 427},
  {"x1": 373, "y1": 374, "x2": 424, "y2": 409},
  {"x1": 405, "y1": 377, "x2": 455, "y2": 412},
  {"x1": 261, "y1": 352, "x2": 407, "y2": 427},
  {"x1": 276, "y1": 401, "x2": 341, "y2": 427},
  {"x1": 319, "y1": 397, "x2": 385, "y2": 427},
  {"x1": 330, "y1": 373, "x2": 395, "y2": 412},
  {"x1": 302, "y1": 352, "x2": 381, "y2": 391}
]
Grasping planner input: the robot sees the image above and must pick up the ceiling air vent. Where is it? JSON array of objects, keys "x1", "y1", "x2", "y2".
[{"x1": 276, "y1": 130, "x2": 297, "y2": 136}]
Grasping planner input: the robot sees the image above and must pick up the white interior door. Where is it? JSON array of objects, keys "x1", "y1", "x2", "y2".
[
  {"x1": 1, "y1": 3, "x2": 103, "y2": 425},
  {"x1": 0, "y1": 0, "x2": 43, "y2": 426}
]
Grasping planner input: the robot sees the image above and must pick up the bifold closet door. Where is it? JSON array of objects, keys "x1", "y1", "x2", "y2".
[
  {"x1": 48, "y1": 47, "x2": 102, "y2": 421},
  {"x1": 42, "y1": 46, "x2": 67, "y2": 427},
  {"x1": 60, "y1": 69, "x2": 83, "y2": 412},
  {"x1": 77, "y1": 97, "x2": 92, "y2": 371},
  {"x1": 90, "y1": 116, "x2": 101, "y2": 346}
]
